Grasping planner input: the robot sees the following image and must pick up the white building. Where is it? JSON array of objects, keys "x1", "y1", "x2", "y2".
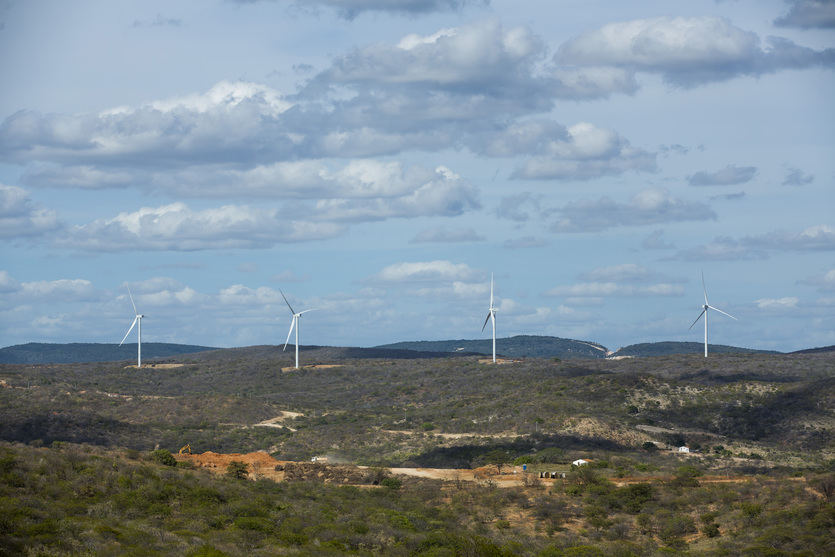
[
  {"x1": 677, "y1": 446, "x2": 690, "y2": 453},
  {"x1": 572, "y1": 459, "x2": 589, "y2": 466}
]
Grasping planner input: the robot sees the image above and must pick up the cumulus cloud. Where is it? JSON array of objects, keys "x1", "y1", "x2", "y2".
[
  {"x1": 551, "y1": 188, "x2": 715, "y2": 233},
  {"x1": 411, "y1": 226, "x2": 484, "y2": 243},
  {"x1": 557, "y1": 16, "x2": 835, "y2": 87},
  {"x1": 744, "y1": 224, "x2": 835, "y2": 251},
  {"x1": 0, "y1": 81, "x2": 295, "y2": 166},
  {"x1": 303, "y1": 165, "x2": 479, "y2": 222},
  {"x1": 375, "y1": 260, "x2": 479, "y2": 282},
  {"x1": 317, "y1": 20, "x2": 544, "y2": 94},
  {"x1": 673, "y1": 236, "x2": 767, "y2": 261},
  {"x1": 774, "y1": 0, "x2": 835, "y2": 28},
  {"x1": 674, "y1": 225, "x2": 835, "y2": 260},
  {"x1": 509, "y1": 122, "x2": 656, "y2": 180},
  {"x1": 60, "y1": 203, "x2": 344, "y2": 251},
  {"x1": 688, "y1": 164, "x2": 757, "y2": 186},
  {"x1": 801, "y1": 268, "x2": 835, "y2": 291},
  {"x1": 782, "y1": 167, "x2": 814, "y2": 186},
  {"x1": 0, "y1": 184, "x2": 60, "y2": 238}
]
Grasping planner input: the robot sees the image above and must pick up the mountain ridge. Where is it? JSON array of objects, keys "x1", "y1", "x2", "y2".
[{"x1": 1, "y1": 336, "x2": 790, "y2": 364}]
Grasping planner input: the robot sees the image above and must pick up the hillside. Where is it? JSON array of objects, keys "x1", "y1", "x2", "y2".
[
  {"x1": 1, "y1": 348, "x2": 833, "y2": 555},
  {"x1": 612, "y1": 341, "x2": 780, "y2": 358},
  {"x1": 0, "y1": 342, "x2": 217, "y2": 364},
  {"x1": 376, "y1": 334, "x2": 609, "y2": 359}
]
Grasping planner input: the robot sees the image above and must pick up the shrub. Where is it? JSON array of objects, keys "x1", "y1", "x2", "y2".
[
  {"x1": 151, "y1": 449, "x2": 177, "y2": 467},
  {"x1": 380, "y1": 477, "x2": 402, "y2": 490},
  {"x1": 226, "y1": 461, "x2": 249, "y2": 480}
]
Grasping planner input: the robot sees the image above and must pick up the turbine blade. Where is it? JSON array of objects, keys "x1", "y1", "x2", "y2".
[
  {"x1": 701, "y1": 271, "x2": 708, "y2": 306},
  {"x1": 283, "y1": 317, "x2": 295, "y2": 350},
  {"x1": 689, "y1": 309, "x2": 706, "y2": 330},
  {"x1": 127, "y1": 285, "x2": 138, "y2": 314},
  {"x1": 490, "y1": 273, "x2": 494, "y2": 307},
  {"x1": 120, "y1": 317, "x2": 138, "y2": 346},
  {"x1": 481, "y1": 312, "x2": 491, "y2": 332},
  {"x1": 708, "y1": 305, "x2": 737, "y2": 320},
  {"x1": 280, "y1": 289, "x2": 296, "y2": 315},
  {"x1": 298, "y1": 308, "x2": 316, "y2": 315}
]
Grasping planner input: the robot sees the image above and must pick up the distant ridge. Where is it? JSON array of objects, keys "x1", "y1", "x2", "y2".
[
  {"x1": 0, "y1": 342, "x2": 217, "y2": 364},
  {"x1": 612, "y1": 342, "x2": 780, "y2": 357},
  {"x1": 375, "y1": 335, "x2": 609, "y2": 359},
  {"x1": 789, "y1": 345, "x2": 835, "y2": 355}
]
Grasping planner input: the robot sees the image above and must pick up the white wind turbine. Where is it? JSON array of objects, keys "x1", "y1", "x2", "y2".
[
  {"x1": 281, "y1": 290, "x2": 315, "y2": 369},
  {"x1": 481, "y1": 273, "x2": 497, "y2": 363},
  {"x1": 689, "y1": 272, "x2": 737, "y2": 358},
  {"x1": 119, "y1": 286, "x2": 144, "y2": 368}
]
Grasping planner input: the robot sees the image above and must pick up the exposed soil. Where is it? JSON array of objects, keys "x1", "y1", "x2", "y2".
[
  {"x1": 124, "y1": 363, "x2": 184, "y2": 369},
  {"x1": 478, "y1": 358, "x2": 520, "y2": 364},
  {"x1": 281, "y1": 364, "x2": 344, "y2": 372}
]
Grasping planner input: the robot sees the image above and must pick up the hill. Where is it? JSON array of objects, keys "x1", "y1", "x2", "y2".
[
  {"x1": 0, "y1": 342, "x2": 217, "y2": 364},
  {"x1": 612, "y1": 341, "x2": 780, "y2": 358},
  {"x1": 790, "y1": 345, "x2": 835, "y2": 355},
  {"x1": 375, "y1": 334, "x2": 609, "y2": 359}
]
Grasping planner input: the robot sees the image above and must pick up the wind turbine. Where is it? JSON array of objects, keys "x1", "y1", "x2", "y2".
[
  {"x1": 119, "y1": 286, "x2": 144, "y2": 368},
  {"x1": 481, "y1": 273, "x2": 497, "y2": 363},
  {"x1": 689, "y1": 272, "x2": 737, "y2": 358},
  {"x1": 281, "y1": 290, "x2": 314, "y2": 369}
]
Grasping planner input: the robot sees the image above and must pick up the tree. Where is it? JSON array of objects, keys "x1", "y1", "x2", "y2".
[{"x1": 226, "y1": 460, "x2": 249, "y2": 480}]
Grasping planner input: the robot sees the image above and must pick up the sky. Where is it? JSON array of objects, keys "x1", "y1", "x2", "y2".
[{"x1": 1, "y1": 0, "x2": 833, "y2": 352}]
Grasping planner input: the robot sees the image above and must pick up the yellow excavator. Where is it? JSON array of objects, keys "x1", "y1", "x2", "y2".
[{"x1": 178, "y1": 444, "x2": 192, "y2": 455}]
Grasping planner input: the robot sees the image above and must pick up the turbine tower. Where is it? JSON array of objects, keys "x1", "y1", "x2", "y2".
[
  {"x1": 481, "y1": 273, "x2": 497, "y2": 363},
  {"x1": 281, "y1": 290, "x2": 314, "y2": 369},
  {"x1": 119, "y1": 286, "x2": 144, "y2": 368},
  {"x1": 689, "y1": 272, "x2": 737, "y2": 357}
]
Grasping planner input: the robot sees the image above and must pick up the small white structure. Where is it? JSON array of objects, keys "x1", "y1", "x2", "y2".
[
  {"x1": 572, "y1": 459, "x2": 589, "y2": 466},
  {"x1": 677, "y1": 446, "x2": 690, "y2": 453}
]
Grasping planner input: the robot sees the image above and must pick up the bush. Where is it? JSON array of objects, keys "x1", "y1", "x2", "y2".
[
  {"x1": 380, "y1": 477, "x2": 402, "y2": 490},
  {"x1": 151, "y1": 449, "x2": 177, "y2": 467},
  {"x1": 226, "y1": 461, "x2": 249, "y2": 480}
]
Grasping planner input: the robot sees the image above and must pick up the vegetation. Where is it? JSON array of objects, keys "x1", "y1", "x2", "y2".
[
  {"x1": 0, "y1": 348, "x2": 833, "y2": 554},
  {"x1": 1, "y1": 442, "x2": 832, "y2": 555},
  {"x1": 0, "y1": 342, "x2": 216, "y2": 364}
]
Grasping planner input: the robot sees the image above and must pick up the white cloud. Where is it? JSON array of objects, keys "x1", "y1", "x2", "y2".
[
  {"x1": 557, "y1": 16, "x2": 835, "y2": 86},
  {"x1": 774, "y1": 0, "x2": 835, "y2": 28},
  {"x1": 755, "y1": 297, "x2": 799, "y2": 309},
  {"x1": 0, "y1": 270, "x2": 21, "y2": 293},
  {"x1": 688, "y1": 164, "x2": 757, "y2": 186},
  {"x1": 744, "y1": 225, "x2": 835, "y2": 251},
  {"x1": 61, "y1": 202, "x2": 344, "y2": 251},
  {"x1": 321, "y1": 20, "x2": 544, "y2": 90},
  {"x1": 552, "y1": 188, "x2": 715, "y2": 233},
  {"x1": 0, "y1": 184, "x2": 60, "y2": 238},
  {"x1": 509, "y1": 122, "x2": 656, "y2": 180},
  {"x1": 19, "y1": 278, "x2": 96, "y2": 300},
  {"x1": 376, "y1": 260, "x2": 479, "y2": 282}
]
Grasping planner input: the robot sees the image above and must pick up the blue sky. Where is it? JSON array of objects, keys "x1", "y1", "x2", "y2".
[{"x1": 1, "y1": 0, "x2": 833, "y2": 352}]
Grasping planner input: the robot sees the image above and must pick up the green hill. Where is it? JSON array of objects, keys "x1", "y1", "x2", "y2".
[
  {"x1": 613, "y1": 342, "x2": 780, "y2": 357},
  {"x1": 375, "y1": 334, "x2": 609, "y2": 359},
  {"x1": 0, "y1": 342, "x2": 217, "y2": 364}
]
